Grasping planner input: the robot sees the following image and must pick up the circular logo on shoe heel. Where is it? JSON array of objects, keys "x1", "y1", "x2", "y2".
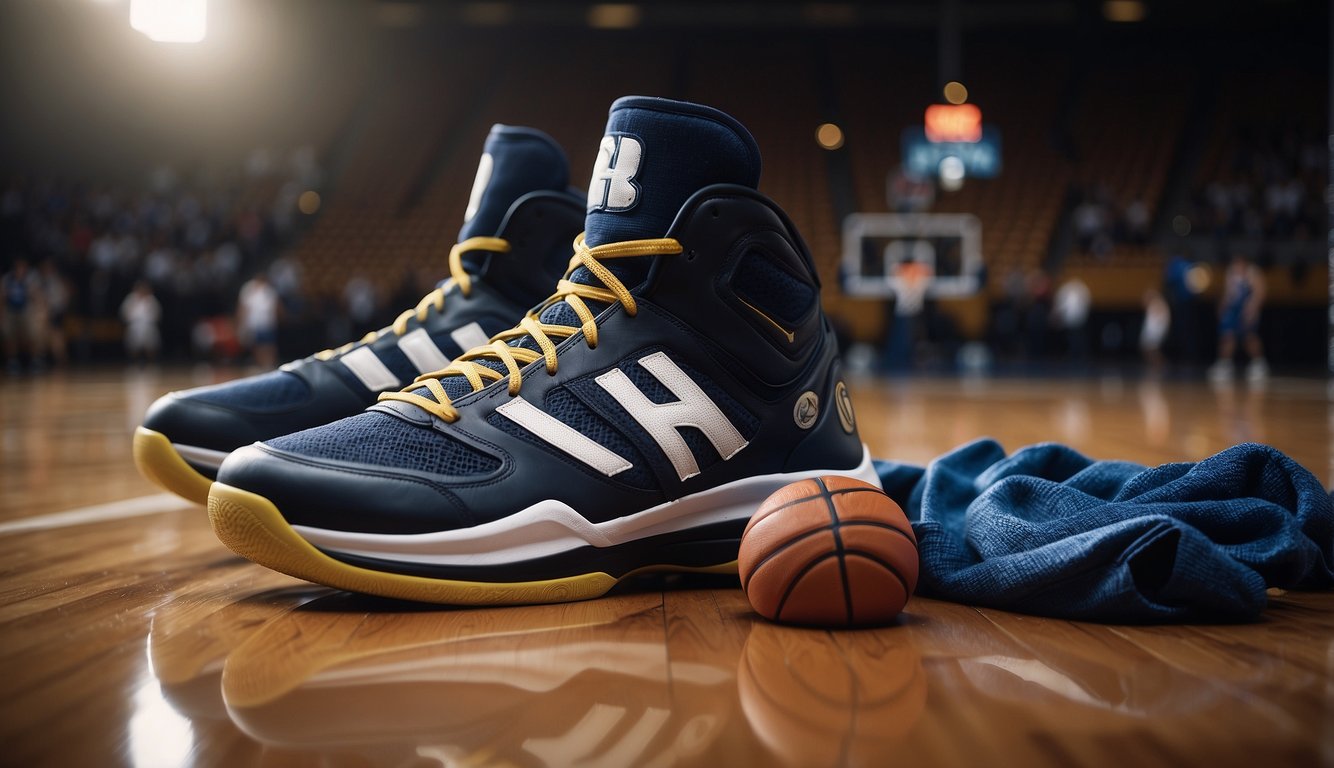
[
  {"x1": 835, "y1": 380, "x2": 856, "y2": 434},
  {"x1": 794, "y1": 391, "x2": 819, "y2": 430}
]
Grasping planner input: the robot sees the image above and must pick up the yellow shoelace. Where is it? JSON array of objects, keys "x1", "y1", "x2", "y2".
[
  {"x1": 378, "y1": 233, "x2": 683, "y2": 423},
  {"x1": 313, "y1": 236, "x2": 511, "y2": 361}
]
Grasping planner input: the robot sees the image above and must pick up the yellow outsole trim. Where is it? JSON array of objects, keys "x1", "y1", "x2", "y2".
[
  {"x1": 133, "y1": 427, "x2": 215, "y2": 505},
  {"x1": 209, "y1": 483, "x2": 736, "y2": 606}
]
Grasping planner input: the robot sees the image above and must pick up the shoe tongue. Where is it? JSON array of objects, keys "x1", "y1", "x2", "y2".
[
  {"x1": 458, "y1": 124, "x2": 569, "y2": 245},
  {"x1": 582, "y1": 96, "x2": 761, "y2": 248}
]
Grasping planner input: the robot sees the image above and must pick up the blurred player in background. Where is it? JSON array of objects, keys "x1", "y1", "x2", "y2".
[
  {"x1": 886, "y1": 254, "x2": 932, "y2": 371},
  {"x1": 3, "y1": 259, "x2": 41, "y2": 373},
  {"x1": 1209, "y1": 253, "x2": 1268, "y2": 382},
  {"x1": 1052, "y1": 276, "x2": 1091, "y2": 366},
  {"x1": 39, "y1": 261, "x2": 69, "y2": 368},
  {"x1": 237, "y1": 271, "x2": 279, "y2": 369},
  {"x1": 120, "y1": 280, "x2": 162, "y2": 364},
  {"x1": 1141, "y1": 288, "x2": 1170, "y2": 373}
]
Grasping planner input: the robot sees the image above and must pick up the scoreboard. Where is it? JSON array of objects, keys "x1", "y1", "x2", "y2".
[{"x1": 901, "y1": 102, "x2": 1002, "y2": 182}]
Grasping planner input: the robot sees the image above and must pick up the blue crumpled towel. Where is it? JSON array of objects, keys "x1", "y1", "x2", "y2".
[{"x1": 874, "y1": 440, "x2": 1334, "y2": 623}]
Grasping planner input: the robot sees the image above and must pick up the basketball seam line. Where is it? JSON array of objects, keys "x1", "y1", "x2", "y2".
[
  {"x1": 819, "y1": 477, "x2": 855, "y2": 625},
  {"x1": 772, "y1": 549, "x2": 835, "y2": 624},
  {"x1": 755, "y1": 486, "x2": 887, "y2": 520},
  {"x1": 841, "y1": 548, "x2": 911, "y2": 598},
  {"x1": 765, "y1": 547, "x2": 913, "y2": 626},
  {"x1": 741, "y1": 522, "x2": 912, "y2": 591}
]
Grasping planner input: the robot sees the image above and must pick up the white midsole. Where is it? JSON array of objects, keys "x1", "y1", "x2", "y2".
[
  {"x1": 293, "y1": 445, "x2": 881, "y2": 567},
  {"x1": 174, "y1": 443, "x2": 230, "y2": 471}
]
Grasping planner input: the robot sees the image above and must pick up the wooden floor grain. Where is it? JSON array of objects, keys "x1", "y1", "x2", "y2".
[{"x1": 0, "y1": 367, "x2": 1330, "y2": 767}]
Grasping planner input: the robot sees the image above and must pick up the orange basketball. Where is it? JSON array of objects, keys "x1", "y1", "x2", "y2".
[{"x1": 739, "y1": 477, "x2": 918, "y2": 627}]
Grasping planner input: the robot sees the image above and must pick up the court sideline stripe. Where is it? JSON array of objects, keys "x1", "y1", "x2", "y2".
[{"x1": 0, "y1": 494, "x2": 191, "y2": 535}]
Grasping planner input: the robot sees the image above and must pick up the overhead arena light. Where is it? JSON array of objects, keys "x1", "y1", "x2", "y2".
[
  {"x1": 130, "y1": 0, "x2": 207, "y2": 43},
  {"x1": 938, "y1": 156, "x2": 965, "y2": 191},
  {"x1": 815, "y1": 123, "x2": 845, "y2": 150},
  {"x1": 1102, "y1": 0, "x2": 1146, "y2": 23},
  {"x1": 588, "y1": 4, "x2": 641, "y2": 29}
]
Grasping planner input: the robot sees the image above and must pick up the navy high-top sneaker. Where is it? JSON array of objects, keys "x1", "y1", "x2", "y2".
[
  {"x1": 135, "y1": 125, "x2": 584, "y2": 503},
  {"x1": 208, "y1": 97, "x2": 878, "y2": 604}
]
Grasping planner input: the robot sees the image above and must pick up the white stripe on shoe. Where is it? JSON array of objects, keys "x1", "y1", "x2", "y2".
[
  {"x1": 398, "y1": 328, "x2": 452, "y2": 374},
  {"x1": 340, "y1": 347, "x2": 400, "y2": 392},
  {"x1": 495, "y1": 397, "x2": 632, "y2": 477},
  {"x1": 449, "y1": 322, "x2": 491, "y2": 354}
]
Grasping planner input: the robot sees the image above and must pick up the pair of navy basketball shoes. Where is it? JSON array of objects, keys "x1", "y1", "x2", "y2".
[{"x1": 136, "y1": 96, "x2": 879, "y2": 605}]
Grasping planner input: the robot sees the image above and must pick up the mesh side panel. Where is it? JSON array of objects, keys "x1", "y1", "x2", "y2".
[
  {"x1": 679, "y1": 426, "x2": 723, "y2": 473},
  {"x1": 731, "y1": 248, "x2": 815, "y2": 324},
  {"x1": 490, "y1": 416, "x2": 656, "y2": 488},
  {"x1": 267, "y1": 412, "x2": 500, "y2": 477},
  {"x1": 545, "y1": 388, "x2": 656, "y2": 488},
  {"x1": 488, "y1": 389, "x2": 656, "y2": 489},
  {"x1": 407, "y1": 357, "x2": 510, "y2": 403},
  {"x1": 678, "y1": 359, "x2": 760, "y2": 436},
  {"x1": 189, "y1": 370, "x2": 312, "y2": 412},
  {"x1": 535, "y1": 301, "x2": 582, "y2": 333}
]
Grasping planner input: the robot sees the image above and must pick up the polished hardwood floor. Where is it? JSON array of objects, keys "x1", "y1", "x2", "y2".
[{"x1": 0, "y1": 366, "x2": 1330, "y2": 767}]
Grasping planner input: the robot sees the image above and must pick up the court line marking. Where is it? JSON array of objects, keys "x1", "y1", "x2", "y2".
[{"x1": 0, "y1": 494, "x2": 192, "y2": 535}]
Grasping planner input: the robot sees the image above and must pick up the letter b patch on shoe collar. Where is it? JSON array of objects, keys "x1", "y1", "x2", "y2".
[{"x1": 587, "y1": 133, "x2": 643, "y2": 212}]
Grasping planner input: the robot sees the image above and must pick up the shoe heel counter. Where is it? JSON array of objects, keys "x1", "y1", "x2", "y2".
[{"x1": 783, "y1": 325, "x2": 866, "y2": 473}]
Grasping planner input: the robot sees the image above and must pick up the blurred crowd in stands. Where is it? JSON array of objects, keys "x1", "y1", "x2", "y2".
[
  {"x1": 1190, "y1": 127, "x2": 1325, "y2": 242},
  {"x1": 0, "y1": 148, "x2": 323, "y2": 371},
  {"x1": 0, "y1": 123, "x2": 1325, "y2": 376},
  {"x1": 1073, "y1": 188, "x2": 1151, "y2": 257}
]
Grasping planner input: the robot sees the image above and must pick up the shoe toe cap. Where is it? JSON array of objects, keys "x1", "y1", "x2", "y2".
[
  {"x1": 215, "y1": 442, "x2": 476, "y2": 535},
  {"x1": 142, "y1": 390, "x2": 271, "y2": 452},
  {"x1": 143, "y1": 368, "x2": 364, "y2": 451}
]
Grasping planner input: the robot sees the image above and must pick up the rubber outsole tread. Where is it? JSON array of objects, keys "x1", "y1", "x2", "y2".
[{"x1": 133, "y1": 427, "x2": 215, "y2": 505}]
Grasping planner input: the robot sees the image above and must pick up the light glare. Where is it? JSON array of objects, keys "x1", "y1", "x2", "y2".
[
  {"x1": 1103, "y1": 0, "x2": 1146, "y2": 23},
  {"x1": 938, "y1": 156, "x2": 965, "y2": 191},
  {"x1": 1186, "y1": 264, "x2": 1211, "y2": 294},
  {"x1": 130, "y1": 0, "x2": 207, "y2": 43},
  {"x1": 815, "y1": 123, "x2": 845, "y2": 150},
  {"x1": 298, "y1": 191, "x2": 322, "y2": 215},
  {"x1": 588, "y1": 4, "x2": 641, "y2": 29}
]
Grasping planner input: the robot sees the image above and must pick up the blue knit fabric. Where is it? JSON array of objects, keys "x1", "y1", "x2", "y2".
[
  {"x1": 874, "y1": 440, "x2": 1334, "y2": 623},
  {"x1": 268, "y1": 411, "x2": 500, "y2": 477}
]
